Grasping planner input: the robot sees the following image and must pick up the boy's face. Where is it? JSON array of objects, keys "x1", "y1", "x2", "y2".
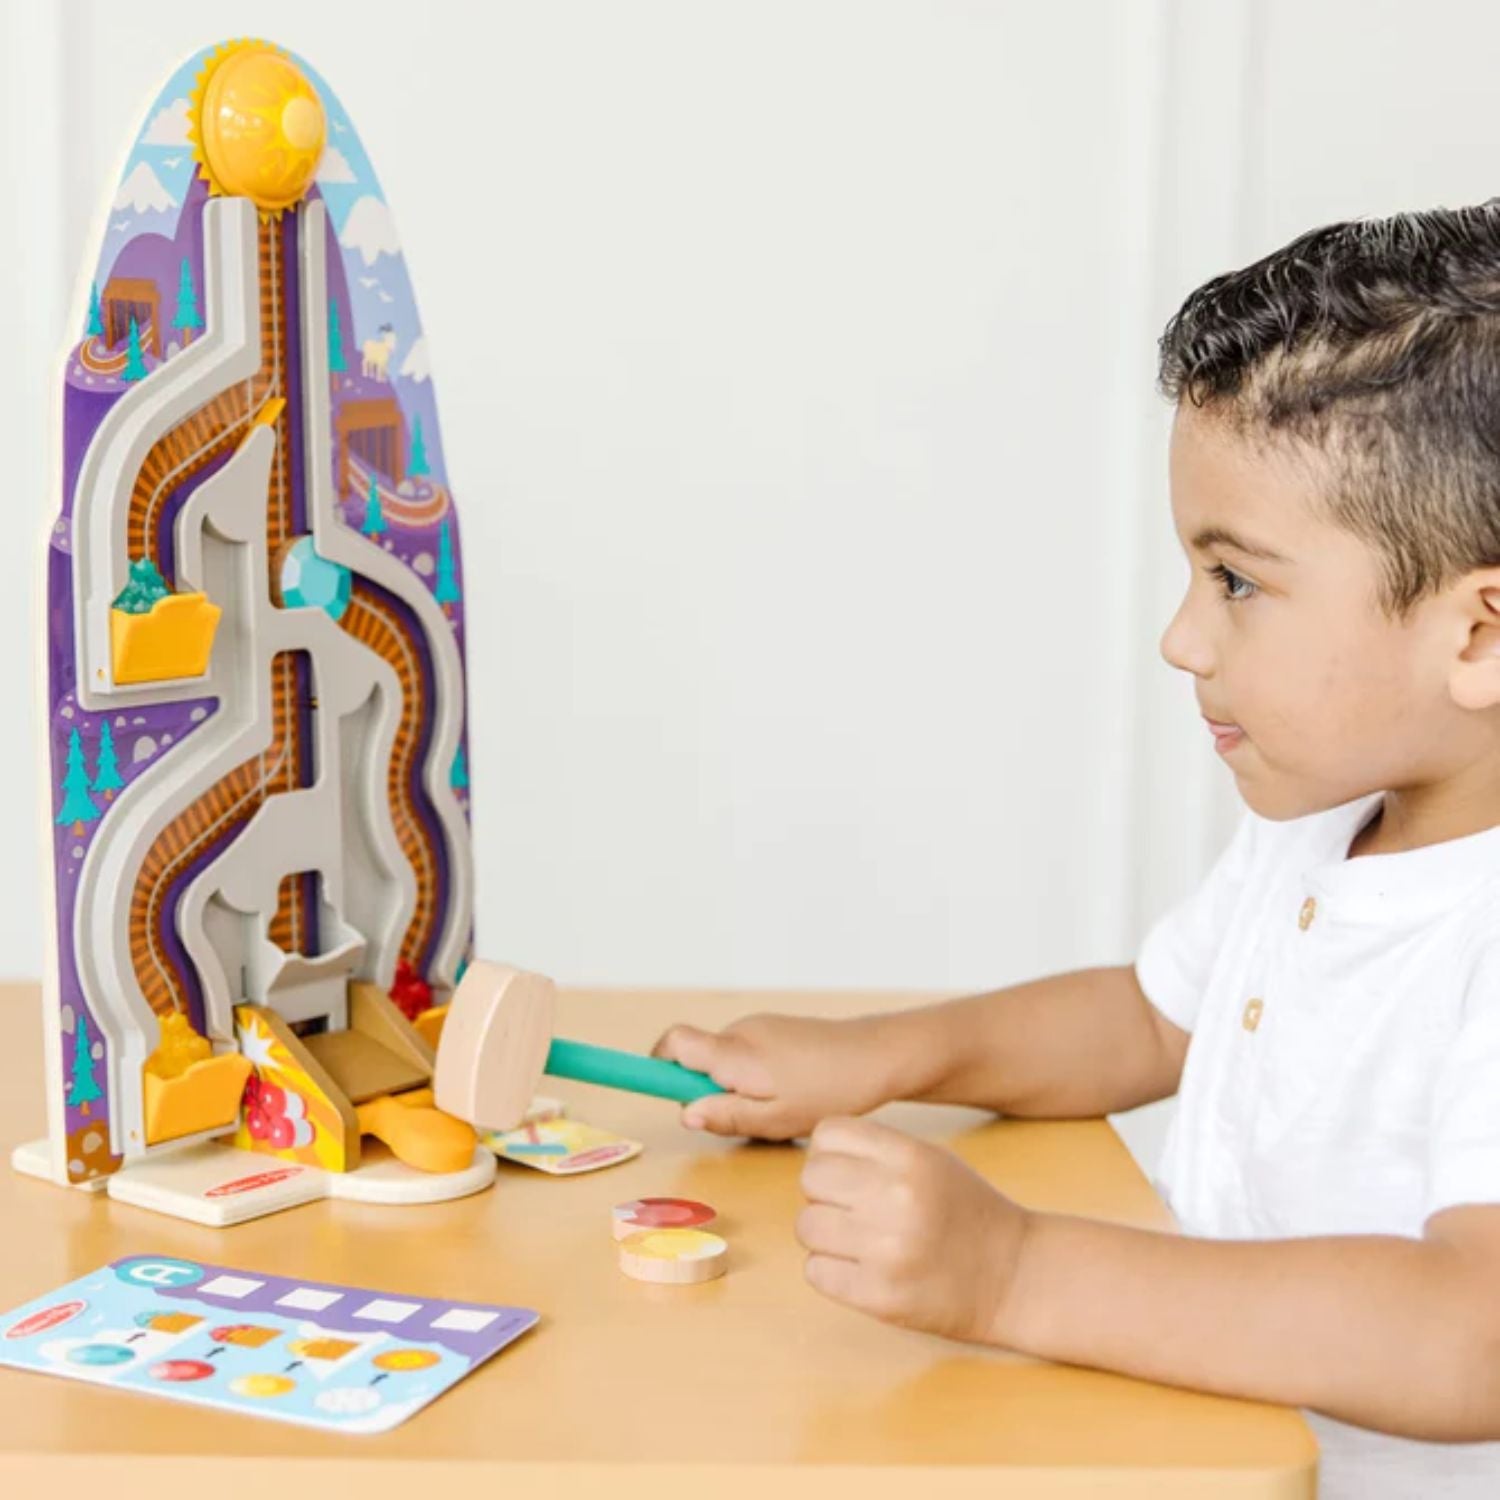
[{"x1": 1161, "y1": 401, "x2": 1472, "y2": 820}]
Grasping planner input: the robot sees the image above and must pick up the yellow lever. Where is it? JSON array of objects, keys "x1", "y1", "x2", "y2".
[{"x1": 354, "y1": 1088, "x2": 476, "y2": 1174}]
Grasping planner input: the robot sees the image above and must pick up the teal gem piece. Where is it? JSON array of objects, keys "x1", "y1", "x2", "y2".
[{"x1": 280, "y1": 537, "x2": 351, "y2": 621}]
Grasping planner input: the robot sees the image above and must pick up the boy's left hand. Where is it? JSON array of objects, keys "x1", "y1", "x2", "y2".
[{"x1": 795, "y1": 1115, "x2": 1030, "y2": 1345}]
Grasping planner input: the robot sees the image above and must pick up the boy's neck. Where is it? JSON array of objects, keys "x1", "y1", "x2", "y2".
[{"x1": 1347, "y1": 768, "x2": 1500, "y2": 858}]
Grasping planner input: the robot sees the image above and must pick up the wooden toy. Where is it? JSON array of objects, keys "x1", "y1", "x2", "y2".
[
  {"x1": 433, "y1": 960, "x2": 725, "y2": 1132},
  {"x1": 12, "y1": 40, "x2": 492, "y2": 1226},
  {"x1": 611, "y1": 1197, "x2": 717, "y2": 1240},
  {"x1": 617, "y1": 1229, "x2": 729, "y2": 1285}
]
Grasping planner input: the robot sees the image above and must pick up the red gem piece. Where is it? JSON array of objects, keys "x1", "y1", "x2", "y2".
[{"x1": 389, "y1": 959, "x2": 433, "y2": 1021}]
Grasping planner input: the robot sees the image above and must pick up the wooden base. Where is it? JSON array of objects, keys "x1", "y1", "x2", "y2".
[{"x1": 11, "y1": 1136, "x2": 496, "y2": 1227}]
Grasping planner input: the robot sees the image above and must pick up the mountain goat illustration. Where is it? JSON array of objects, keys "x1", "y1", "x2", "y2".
[{"x1": 361, "y1": 324, "x2": 397, "y2": 381}]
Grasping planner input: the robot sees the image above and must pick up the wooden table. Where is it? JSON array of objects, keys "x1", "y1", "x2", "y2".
[{"x1": 0, "y1": 982, "x2": 1317, "y2": 1497}]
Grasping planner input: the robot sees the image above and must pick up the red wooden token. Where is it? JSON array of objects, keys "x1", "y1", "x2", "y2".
[{"x1": 611, "y1": 1196, "x2": 716, "y2": 1241}]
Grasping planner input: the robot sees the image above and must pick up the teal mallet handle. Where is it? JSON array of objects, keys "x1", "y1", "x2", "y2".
[{"x1": 545, "y1": 1038, "x2": 725, "y2": 1104}]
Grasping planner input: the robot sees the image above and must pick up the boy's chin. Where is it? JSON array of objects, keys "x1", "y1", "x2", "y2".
[
  {"x1": 1236, "y1": 789, "x2": 1311, "y2": 821},
  {"x1": 1227, "y1": 765, "x2": 1361, "y2": 822}
]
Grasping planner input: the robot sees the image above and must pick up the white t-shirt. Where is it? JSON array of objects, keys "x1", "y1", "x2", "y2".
[{"x1": 1136, "y1": 792, "x2": 1500, "y2": 1498}]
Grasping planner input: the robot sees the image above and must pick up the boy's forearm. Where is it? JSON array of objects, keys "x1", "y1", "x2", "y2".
[
  {"x1": 866, "y1": 966, "x2": 1177, "y2": 1118},
  {"x1": 992, "y1": 1212, "x2": 1500, "y2": 1442}
]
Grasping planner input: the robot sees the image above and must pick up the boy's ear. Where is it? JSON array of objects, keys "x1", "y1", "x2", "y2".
[{"x1": 1450, "y1": 575, "x2": 1500, "y2": 711}]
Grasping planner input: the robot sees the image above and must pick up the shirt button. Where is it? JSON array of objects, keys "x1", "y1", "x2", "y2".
[
  {"x1": 1298, "y1": 896, "x2": 1317, "y2": 931},
  {"x1": 1242, "y1": 998, "x2": 1264, "y2": 1032}
]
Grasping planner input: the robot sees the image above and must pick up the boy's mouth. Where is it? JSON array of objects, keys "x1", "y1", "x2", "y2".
[{"x1": 1203, "y1": 715, "x2": 1246, "y2": 754}]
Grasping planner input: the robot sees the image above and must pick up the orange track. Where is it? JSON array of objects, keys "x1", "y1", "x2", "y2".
[
  {"x1": 129, "y1": 650, "x2": 304, "y2": 1015},
  {"x1": 127, "y1": 220, "x2": 308, "y2": 1016},
  {"x1": 341, "y1": 588, "x2": 440, "y2": 965},
  {"x1": 122, "y1": 213, "x2": 445, "y2": 1017},
  {"x1": 126, "y1": 223, "x2": 284, "y2": 565}
]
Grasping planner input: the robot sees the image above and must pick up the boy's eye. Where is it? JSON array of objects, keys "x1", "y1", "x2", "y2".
[{"x1": 1208, "y1": 562, "x2": 1258, "y2": 602}]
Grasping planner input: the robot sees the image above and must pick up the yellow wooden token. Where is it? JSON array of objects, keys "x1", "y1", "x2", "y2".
[{"x1": 618, "y1": 1227, "x2": 728, "y2": 1285}]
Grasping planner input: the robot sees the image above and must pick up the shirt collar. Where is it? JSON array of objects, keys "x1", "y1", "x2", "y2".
[{"x1": 1302, "y1": 791, "x2": 1500, "y2": 921}]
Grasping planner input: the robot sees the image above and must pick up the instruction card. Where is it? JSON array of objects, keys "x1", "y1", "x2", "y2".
[{"x1": 0, "y1": 1255, "x2": 539, "y2": 1433}]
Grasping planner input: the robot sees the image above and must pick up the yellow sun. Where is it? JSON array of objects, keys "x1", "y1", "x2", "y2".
[{"x1": 187, "y1": 39, "x2": 326, "y2": 218}]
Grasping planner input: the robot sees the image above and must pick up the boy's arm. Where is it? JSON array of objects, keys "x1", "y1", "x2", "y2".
[
  {"x1": 871, "y1": 965, "x2": 1189, "y2": 1119},
  {"x1": 990, "y1": 1202, "x2": 1500, "y2": 1442}
]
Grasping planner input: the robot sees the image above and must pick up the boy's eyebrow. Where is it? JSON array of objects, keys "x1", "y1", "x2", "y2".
[{"x1": 1191, "y1": 525, "x2": 1292, "y2": 565}]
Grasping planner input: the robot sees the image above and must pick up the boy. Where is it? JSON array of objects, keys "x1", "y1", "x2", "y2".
[{"x1": 652, "y1": 204, "x2": 1500, "y2": 1496}]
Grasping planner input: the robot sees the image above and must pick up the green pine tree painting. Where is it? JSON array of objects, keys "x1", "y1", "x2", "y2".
[
  {"x1": 451, "y1": 744, "x2": 469, "y2": 790},
  {"x1": 91, "y1": 721, "x2": 124, "y2": 799},
  {"x1": 86, "y1": 282, "x2": 103, "y2": 339},
  {"x1": 121, "y1": 316, "x2": 148, "y2": 382},
  {"x1": 409, "y1": 415, "x2": 430, "y2": 478},
  {"x1": 67, "y1": 1014, "x2": 104, "y2": 1115},
  {"x1": 363, "y1": 475, "x2": 386, "y2": 536},
  {"x1": 57, "y1": 728, "x2": 100, "y2": 833},
  {"x1": 329, "y1": 302, "x2": 347, "y2": 374},
  {"x1": 434, "y1": 519, "x2": 460, "y2": 610},
  {"x1": 173, "y1": 258, "x2": 202, "y2": 343}
]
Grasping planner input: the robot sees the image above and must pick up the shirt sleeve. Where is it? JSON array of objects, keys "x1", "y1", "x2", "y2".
[
  {"x1": 1134, "y1": 811, "x2": 1260, "y2": 1035},
  {"x1": 1423, "y1": 941, "x2": 1500, "y2": 1221}
]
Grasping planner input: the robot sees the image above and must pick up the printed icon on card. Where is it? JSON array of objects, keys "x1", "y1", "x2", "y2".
[{"x1": 483, "y1": 1114, "x2": 643, "y2": 1175}]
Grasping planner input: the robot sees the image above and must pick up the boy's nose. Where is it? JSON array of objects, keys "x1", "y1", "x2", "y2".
[{"x1": 1160, "y1": 601, "x2": 1213, "y2": 678}]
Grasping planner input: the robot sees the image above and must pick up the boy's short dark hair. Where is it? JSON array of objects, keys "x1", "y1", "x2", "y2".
[{"x1": 1157, "y1": 201, "x2": 1500, "y2": 616}]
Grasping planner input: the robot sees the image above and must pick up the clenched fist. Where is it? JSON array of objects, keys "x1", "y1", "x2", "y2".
[{"x1": 796, "y1": 1115, "x2": 1030, "y2": 1345}]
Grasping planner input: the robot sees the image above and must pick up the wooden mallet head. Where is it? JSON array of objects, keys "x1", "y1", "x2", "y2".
[
  {"x1": 433, "y1": 960, "x2": 557, "y2": 1132},
  {"x1": 435, "y1": 958, "x2": 724, "y2": 1133}
]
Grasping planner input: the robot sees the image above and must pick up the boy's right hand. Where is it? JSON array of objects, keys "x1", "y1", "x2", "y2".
[{"x1": 649, "y1": 1012, "x2": 895, "y2": 1141}]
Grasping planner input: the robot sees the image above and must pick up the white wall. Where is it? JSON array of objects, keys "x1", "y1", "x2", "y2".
[{"x1": 6, "y1": 0, "x2": 1495, "y2": 1177}]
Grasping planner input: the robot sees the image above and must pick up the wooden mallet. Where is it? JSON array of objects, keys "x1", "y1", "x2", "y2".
[{"x1": 433, "y1": 960, "x2": 725, "y2": 1132}]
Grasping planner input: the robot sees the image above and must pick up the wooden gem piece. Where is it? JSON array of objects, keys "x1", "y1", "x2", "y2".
[
  {"x1": 1241, "y1": 998, "x2": 1265, "y2": 1033},
  {"x1": 618, "y1": 1228, "x2": 728, "y2": 1285},
  {"x1": 1298, "y1": 896, "x2": 1317, "y2": 931},
  {"x1": 612, "y1": 1196, "x2": 717, "y2": 1241},
  {"x1": 433, "y1": 961, "x2": 557, "y2": 1132}
]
